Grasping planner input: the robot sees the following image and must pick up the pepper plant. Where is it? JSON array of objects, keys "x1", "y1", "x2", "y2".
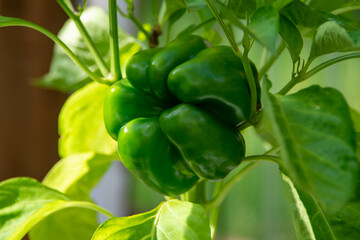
[{"x1": 0, "y1": 0, "x2": 360, "y2": 239}]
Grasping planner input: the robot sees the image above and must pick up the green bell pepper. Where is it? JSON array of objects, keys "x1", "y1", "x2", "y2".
[{"x1": 103, "y1": 35, "x2": 259, "y2": 196}]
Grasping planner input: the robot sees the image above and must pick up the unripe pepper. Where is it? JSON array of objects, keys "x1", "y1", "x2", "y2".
[{"x1": 104, "y1": 35, "x2": 260, "y2": 196}]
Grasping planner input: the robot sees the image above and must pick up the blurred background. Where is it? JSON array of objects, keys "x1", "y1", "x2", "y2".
[{"x1": 1, "y1": 1, "x2": 359, "y2": 240}]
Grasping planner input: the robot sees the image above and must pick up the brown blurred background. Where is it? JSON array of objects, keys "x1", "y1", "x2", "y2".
[{"x1": 0, "y1": 0, "x2": 68, "y2": 181}]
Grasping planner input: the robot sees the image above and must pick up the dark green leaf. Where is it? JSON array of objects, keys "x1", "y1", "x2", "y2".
[
  {"x1": 316, "y1": 10, "x2": 359, "y2": 31},
  {"x1": 92, "y1": 200, "x2": 211, "y2": 240},
  {"x1": 309, "y1": 0, "x2": 347, "y2": 12},
  {"x1": 272, "y1": 0, "x2": 293, "y2": 11},
  {"x1": 227, "y1": 0, "x2": 256, "y2": 19},
  {"x1": 248, "y1": 6, "x2": 279, "y2": 54},
  {"x1": 329, "y1": 199, "x2": 360, "y2": 239},
  {"x1": 263, "y1": 85, "x2": 358, "y2": 213},
  {"x1": 350, "y1": 108, "x2": 360, "y2": 132},
  {"x1": 58, "y1": 82, "x2": 117, "y2": 158},
  {"x1": 311, "y1": 21, "x2": 358, "y2": 57},
  {"x1": 279, "y1": 14, "x2": 303, "y2": 62},
  {"x1": 349, "y1": 31, "x2": 360, "y2": 47},
  {"x1": 357, "y1": 133, "x2": 360, "y2": 160},
  {"x1": 281, "y1": 0, "x2": 327, "y2": 29}
]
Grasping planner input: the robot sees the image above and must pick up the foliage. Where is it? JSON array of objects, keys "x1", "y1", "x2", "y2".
[{"x1": 0, "y1": 0, "x2": 360, "y2": 239}]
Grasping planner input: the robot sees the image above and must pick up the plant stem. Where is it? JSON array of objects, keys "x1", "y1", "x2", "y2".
[
  {"x1": 195, "y1": 17, "x2": 216, "y2": 32},
  {"x1": 204, "y1": 0, "x2": 239, "y2": 52},
  {"x1": 303, "y1": 52, "x2": 360, "y2": 79},
  {"x1": 241, "y1": 56, "x2": 258, "y2": 118},
  {"x1": 279, "y1": 52, "x2": 360, "y2": 95},
  {"x1": 109, "y1": 0, "x2": 122, "y2": 81},
  {"x1": 117, "y1": 6, "x2": 150, "y2": 39},
  {"x1": 278, "y1": 57, "x2": 313, "y2": 95},
  {"x1": 204, "y1": 162, "x2": 260, "y2": 210},
  {"x1": 76, "y1": 201, "x2": 117, "y2": 218},
  {"x1": 57, "y1": 0, "x2": 110, "y2": 77},
  {"x1": 187, "y1": 180, "x2": 206, "y2": 204},
  {"x1": 209, "y1": 181, "x2": 222, "y2": 239},
  {"x1": 2, "y1": 18, "x2": 111, "y2": 84},
  {"x1": 259, "y1": 42, "x2": 286, "y2": 80},
  {"x1": 243, "y1": 155, "x2": 283, "y2": 168},
  {"x1": 178, "y1": 17, "x2": 216, "y2": 37},
  {"x1": 278, "y1": 77, "x2": 299, "y2": 95},
  {"x1": 205, "y1": 0, "x2": 258, "y2": 118},
  {"x1": 203, "y1": 146, "x2": 281, "y2": 211},
  {"x1": 332, "y1": 6, "x2": 360, "y2": 15}
]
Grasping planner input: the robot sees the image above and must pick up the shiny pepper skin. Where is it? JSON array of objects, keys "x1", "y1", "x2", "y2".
[{"x1": 104, "y1": 35, "x2": 260, "y2": 196}]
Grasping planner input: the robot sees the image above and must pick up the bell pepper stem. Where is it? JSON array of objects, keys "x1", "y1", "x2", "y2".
[{"x1": 204, "y1": 162, "x2": 260, "y2": 211}]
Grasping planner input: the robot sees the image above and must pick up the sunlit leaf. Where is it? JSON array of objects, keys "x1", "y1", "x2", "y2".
[
  {"x1": 58, "y1": 82, "x2": 117, "y2": 158},
  {"x1": 29, "y1": 152, "x2": 115, "y2": 240},
  {"x1": 92, "y1": 200, "x2": 211, "y2": 240},
  {"x1": 0, "y1": 178, "x2": 108, "y2": 240}
]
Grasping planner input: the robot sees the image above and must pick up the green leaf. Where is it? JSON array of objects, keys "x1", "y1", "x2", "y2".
[
  {"x1": 272, "y1": 0, "x2": 293, "y2": 10},
  {"x1": 329, "y1": 199, "x2": 360, "y2": 239},
  {"x1": 279, "y1": 14, "x2": 303, "y2": 62},
  {"x1": 202, "y1": 29, "x2": 222, "y2": 45},
  {"x1": 309, "y1": 0, "x2": 348, "y2": 12},
  {"x1": 186, "y1": 0, "x2": 207, "y2": 11},
  {"x1": 263, "y1": 84, "x2": 358, "y2": 213},
  {"x1": 165, "y1": 0, "x2": 187, "y2": 28},
  {"x1": 349, "y1": 31, "x2": 360, "y2": 48},
  {"x1": 29, "y1": 153, "x2": 114, "y2": 240},
  {"x1": 58, "y1": 82, "x2": 117, "y2": 158},
  {"x1": 281, "y1": 174, "x2": 335, "y2": 240},
  {"x1": 29, "y1": 208, "x2": 99, "y2": 240},
  {"x1": 357, "y1": 133, "x2": 360, "y2": 160},
  {"x1": 37, "y1": 7, "x2": 139, "y2": 92},
  {"x1": 282, "y1": 172, "x2": 360, "y2": 240},
  {"x1": 43, "y1": 152, "x2": 114, "y2": 200},
  {"x1": 0, "y1": 178, "x2": 110, "y2": 240},
  {"x1": 350, "y1": 108, "x2": 360, "y2": 133},
  {"x1": 227, "y1": 0, "x2": 257, "y2": 19},
  {"x1": 37, "y1": 7, "x2": 109, "y2": 92},
  {"x1": 311, "y1": 21, "x2": 358, "y2": 57},
  {"x1": 92, "y1": 199, "x2": 211, "y2": 240},
  {"x1": 248, "y1": 6, "x2": 279, "y2": 54},
  {"x1": 281, "y1": 0, "x2": 327, "y2": 29}
]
